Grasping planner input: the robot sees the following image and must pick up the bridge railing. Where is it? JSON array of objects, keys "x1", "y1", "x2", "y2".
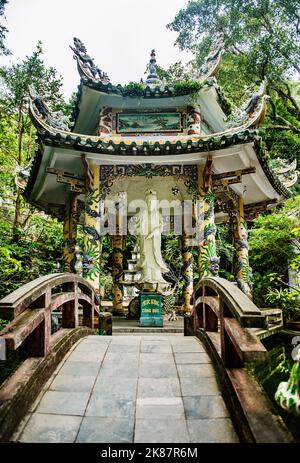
[
  {"x1": 186, "y1": 277, "x2": 268, "y2": 367},
  {"x1": 0, "y1": 273, "x2": 100, "y2": 358}
]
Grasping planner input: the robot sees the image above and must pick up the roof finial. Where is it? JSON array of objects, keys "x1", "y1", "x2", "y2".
[{"x1": 145, "y1": 49, "x2": 161, "y2": 87}]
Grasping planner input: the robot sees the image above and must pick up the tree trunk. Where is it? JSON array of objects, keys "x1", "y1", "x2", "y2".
[
  {"x1": 12, "y1": 187, "x2": 22, "y2": 242},
  {"x1": 12, "y1": 113, "x2": 24, "y2": 242}
]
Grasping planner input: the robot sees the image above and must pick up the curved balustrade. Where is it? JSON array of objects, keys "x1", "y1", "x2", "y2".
[
  {"x1": 186, "y1": 277, "x2": 268, "y2": 367},
  {"x1": 0, "y1": 273, "x2": 100, "y2": 357}
]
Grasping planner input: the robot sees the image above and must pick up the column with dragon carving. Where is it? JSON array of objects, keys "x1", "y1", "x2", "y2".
[
  {"x1": 83, "y1": 163, "x2": 101, "y2": 291},
  {"x1": 63, "y1": 192, "x2": 78, "y2": 273},
  {"x1": 233, "y1": 196, "x2": 253, "y2": 299},
  {"x1": 112, "y1": 212, "x2": 124, "y2": 316},
  {"x1": 197, "y1": 161, "x2": 220, "y2": 278},
  {"x1": 181, "y1": 231, "x2": 193, "y2": 313}
]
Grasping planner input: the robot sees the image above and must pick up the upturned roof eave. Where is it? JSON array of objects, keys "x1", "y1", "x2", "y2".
[{"x1": 30, "y1": 96, "x2": 268, "y2": 150}]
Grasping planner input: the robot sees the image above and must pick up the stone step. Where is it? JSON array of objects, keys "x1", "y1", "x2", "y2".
[
  {"x1": 112, "y1": 317, "x2": 184, "y2": 334},
  {"x1": 113, "y1": 326, "x2": 184, "y2": 334}
]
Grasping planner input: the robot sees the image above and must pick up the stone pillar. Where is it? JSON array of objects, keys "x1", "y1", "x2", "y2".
[
  {"x1": 112, "y1": 213, "x2": 124, "y2": 316},
  {"x1": 83, "y1": 163, "x2": 101, "y2": 291},
  {"x1": 181, "y1": 232, "x2": 193, "y2": 313},
  {"x1": 63, "y1": 191, "x2": 78, "y2": 273},
  {"x1": 233, "y1": 196, "x2": 252, "y2": 299},
  {"x1": 197, "y1": 162, "x2": 220, "y2": 279}
]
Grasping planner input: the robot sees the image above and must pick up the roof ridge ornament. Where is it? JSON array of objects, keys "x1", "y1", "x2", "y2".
[
  {"x1": 70, "y1": 37, "x2": 110, "y2": 84},
  {"x1": 145, "y1": 49, "x2": 162, "y2": 88},
  {"x1": 196, "y1": 33, "x2": 225, "y2": 82},
  {"x1": 225, "y1": 78, "x2": 269, "y2": 129},
  {"x1": 28, "y1": 85, "x2": 71, "y2": 132}
]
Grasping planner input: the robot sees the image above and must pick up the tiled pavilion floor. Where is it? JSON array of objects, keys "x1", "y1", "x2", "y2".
[{"x1": 13, "y1": 335, "x2": 239, "y2": 443}]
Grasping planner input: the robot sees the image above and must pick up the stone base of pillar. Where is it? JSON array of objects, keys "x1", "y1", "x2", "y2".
[
  {"x1": 177, "y1": 306, "x2": 193, "y2": 316},
  {"x1": 112, "y1": 310, "x2": 126, "y2": 317}
]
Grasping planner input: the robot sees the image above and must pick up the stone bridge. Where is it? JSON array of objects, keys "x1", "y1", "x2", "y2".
[{"x1": 0, "y1": 274, "x2": 291, "y2": 443}]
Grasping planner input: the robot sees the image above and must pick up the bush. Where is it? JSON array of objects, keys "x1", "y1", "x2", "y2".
[
  {"x1": 266, "y1": 288, "x2": 300, "y2": 321},
  {"x1": 0, "y1": 318, "x2": 8, "y2": 331}
]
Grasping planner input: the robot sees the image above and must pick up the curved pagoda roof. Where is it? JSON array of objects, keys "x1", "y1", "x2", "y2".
[
  {"x1": 22, "y1": 37, "x2": 297, "y2": 221},
  {"x1": 70, "y1": 36, "x2": 232, "y2": 135}
]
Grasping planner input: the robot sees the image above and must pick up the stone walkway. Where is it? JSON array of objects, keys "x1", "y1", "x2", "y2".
[{"x1": 13, "y1": 335, "x2": 238, "y2": 443}]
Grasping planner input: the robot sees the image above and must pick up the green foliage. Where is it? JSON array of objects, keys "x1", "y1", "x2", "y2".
[
  {"x1": 120, "y1": 77, "x2": 203, "y2": 99},
  {"x1": 156, "y1": 61, "x2": 194, "y2": 83},
  {"x1": 0, "y1": 216, "x2": 64, "y2": 298},
  {"x1": 249, "y1": 196, "x2": 300, "y2": 306},
  {"x1": 162, "y1": 233, "x2": 182, "y2": 285},
  {"x1": 168, "y1": 0, "x2": 300, "y2": 189},
  {"x1": 168, "y1": 0, "x2": 300, "y2": 80},
  {"x1": 216, "y1": 223, "x2": 234, "y2": 279},
  {"x1": 266, "y1": 288, "x2": 300, "y2": 320},
  {"x1": 0, "y1": 41, "x2": 64, "y2": 113},
  {"x1": 0, "y1": 40, "x2": 71, "y2": 299},
  {"x1": 121, "y1": 82, "x2": 145, "y2": 97},
  {"x1": 172, "y1": 79, "x2": 202, "y2": 96},
  {"x1": 0, "y1": 0, "x2": 9, "y2": 55},
  {"x1": 0, "y1": 318, "x2": 8, "y2": 331}
]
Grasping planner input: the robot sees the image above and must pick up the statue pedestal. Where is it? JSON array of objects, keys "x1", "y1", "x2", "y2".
[{"x1": 139, "y1": 292, "x2": 163, "y2": 327}]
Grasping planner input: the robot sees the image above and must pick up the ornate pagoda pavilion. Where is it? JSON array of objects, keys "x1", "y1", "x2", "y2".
[{"x1": 23, "y1": 36, "x2": 297, "y2": 317}]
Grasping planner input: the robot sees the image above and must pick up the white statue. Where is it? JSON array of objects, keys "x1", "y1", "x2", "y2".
[{"x1": 134, "y1": 189, "x2": 168, "y2": 291}]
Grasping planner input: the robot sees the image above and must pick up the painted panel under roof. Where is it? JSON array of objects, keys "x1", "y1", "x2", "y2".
[{"x1": 73, "y1": 84, "x2": 228, "y2": 137}]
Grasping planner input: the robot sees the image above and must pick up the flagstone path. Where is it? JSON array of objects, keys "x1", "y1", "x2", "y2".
[{"x1": 12, "y1": 335, "x2": 238, "y2": 443}]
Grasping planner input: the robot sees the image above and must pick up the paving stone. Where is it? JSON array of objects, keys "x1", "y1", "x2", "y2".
[
  {"x1": 142, "y1": 336, "x2": 181, "y2": 341},
  {"x1": 140, "y1": 343, "x2": 173, "y2": 354},
  {"x1": 59, "y1": 361, "x2": 100, "y2": 377},
  {"x1": 103, "y1": 353, "x2": 139, "y2": 367},
  {"x1": 139, "y1": 362, "x2": 177, "y2": 378},
  {"x1": 17, "y1": 335, "x2": 239, "y2": 444},
  {"x1": 81, "y1": 336, "x2": 111, "y2": 344},
  {"x1": 174, "y1": 352, "x2": 211, "y2": 364},
  {"x1": 135, "y1": 419, "x2": 189, "y2": 443},
  {"x1": 138, "y1": 378, "x2": 181, "y2": 398},
  {"x1": 110, "y1": 336, "x2": 141, "y2": 344},
  {"x1": 187, "y1": 418, "x2": 238, "y2": 443},
  {"x1": 67, "y1": 350, "x2": 106, "y2": 363},
  {"x1": 76, "y1": 417, "x2": 134, "y2": 443},
  {"x1": 86, "y1": 394, "x2": 135, "y2": 418},
  {"x1": 183, "y1": 395, "x2": 229, "y2": 419},
  {"x1": 108, "y1": 343, "x2": 140, "y2": 353},
  {"x1": 93, "y1": 376, "x2": 137, "y2": 398},
  {"x1": 100, "y1": 361, "x2": 139, "y2": 378},
  {"x1": 170, "y1": 336, "x2": 202, "y2": 346},
  {"x1": 19, "y1": 413, "x2": 82, "y2": 443},
  {"x1": 49, "y1": 375, "x2": 96, "y2": 393},
  {"x1": 140, "y1": 353, "x2": 175, "y2": 364},
  {"x1": 36, "y1": 391, "x2": 89, "y2": 416},
  {"x1": 177, "y1": 364, "x2": 216, "y2": 378},
  {"x1": 172, "y1": 343, "x2": 206, "y2": 353},
  {"x1": 136, "y1": 397, "x2": 185, "y2": 420},
  {"x1": 180, "y1": 377, "x2": 220, "y2": 396},
  {"x1": 75, "y1": 342, "x2": 109, "y2": 352}
]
